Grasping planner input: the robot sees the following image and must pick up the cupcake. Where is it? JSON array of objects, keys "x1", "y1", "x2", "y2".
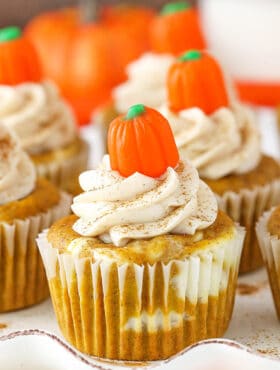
[
  {"x1": 159, "y1": 50, "x2": 280, "y2": 274},
  {"x1": 93, "y1": 1, "x2": 206, "y2": 151},
  {"x1": 0, "y1": 26, "x2": 89, "y2": 195},
  {"x1": 256, "y1": 207, "x2": 280, "y2": 319},
  {"x1": 0, "y1": 124, "x2": 71, "y2": 312},
  {"x1": 37, "y1": 105, "x2": 245, "y2": 361}
]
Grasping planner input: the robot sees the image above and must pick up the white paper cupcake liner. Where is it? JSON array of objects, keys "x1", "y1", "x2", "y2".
[
  {"x1": 256, "y1": 208, "x2": 280, "y2": 319},
  {"x1": 37, "y1": 224, "x2": 245, "y2": 361},
  {"x1": 34, "y1": 139, "x2": 89, "y2": 194},
  {"x1": 218, "y1": 179, "x2": 280, "y2": 273},
  {"x1": 0, "y1": 192, "x2": 72, "y2": 312}
]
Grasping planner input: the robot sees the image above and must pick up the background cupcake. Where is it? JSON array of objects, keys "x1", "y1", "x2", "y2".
[
  {"x1": 37, "y1": 105, "x2": 244, "y2": 361},
  {"x1": 159, "y1": 50, "x2": 280, "y2": 274},
  {"x1": 93, "y1": 1, "x2": 205, "y2": 150},
  {"x1": 0, "y1": 26, "x2": 89, "y2": 195},
  {"x1": 0, "y1": 124, "x2": 71, "y2": 312},
  {"x1": 256, "y1": 207, "x2": 280, "y2": 320}
]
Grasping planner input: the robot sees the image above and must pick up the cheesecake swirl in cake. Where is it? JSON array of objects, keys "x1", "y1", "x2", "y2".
[{"x1": 71, "y1": 156, "x2": 217, "y2": 247}]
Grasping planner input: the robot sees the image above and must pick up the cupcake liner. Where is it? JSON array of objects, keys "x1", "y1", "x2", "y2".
[
  {"x1": 0, "y1": 192, "x2": 72, "y2": 313},
  {"x1": 35, "y1": 139, "x2": 89, "y2": 194},
  {"x1": 37, "y1": 225, "x2": 245, "y2": 361},
  {"x1": 218, "y1": 179, "x2": 280, "y2": 274},
  {"x1": 256, "y1": 209, "x2": 280, "y2": 319}
]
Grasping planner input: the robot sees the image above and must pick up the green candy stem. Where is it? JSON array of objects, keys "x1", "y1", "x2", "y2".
[
  {"x1": 0, "y1": 26, "x2": 21, "y2": 43},
  {"x1": 161, "y1": 1, "x2": 191, "y2": 15},
  {"x1": 179, "y1": 50, "x2": 202, "y2": 62},
  {"x1": 125, "y1": 104, "x2": 146, "y2": 120}
]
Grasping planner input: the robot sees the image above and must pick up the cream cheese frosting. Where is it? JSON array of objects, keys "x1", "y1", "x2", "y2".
[
  {"x1": 0, "y1": 125, "x2": 36, "y2": 205},
  {"x1": 0, "y1": 81, "x2": 77, "y2": 154},
  {"x1": 113, "y1": 53, "x2": 175, "y2": 113},
  {"x1": 159, "y1": 103, "x2": 261, "y2": 180},
  {"x1": 71, "y1": 155, "x2": 218, "y2": 247}
]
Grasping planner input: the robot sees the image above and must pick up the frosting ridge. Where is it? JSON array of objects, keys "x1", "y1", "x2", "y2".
[
  {"x1": 0, "y1": 125, "x2": 36, "y2": 205},
  {"x1": 0, "y1": 81, "x2": 77, "y2": 154},
  {"x1": 72, "y1": 157, "x2": 218, "y2": 247}
]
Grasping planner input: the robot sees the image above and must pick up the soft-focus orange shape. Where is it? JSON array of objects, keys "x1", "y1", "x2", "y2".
[
  {"x1": 150, "y1": 1, "x2": 206, "y2": 55},
  {"x1": 25, "y1": 9, "x2": 78, "y2": 90},
  {"x1": 25, "y1": 5, "x2": 155, "y2": 125},
  {"x1": 237, "y1": 81, "x2": 280, "y2": 106},
  {"x1": 0, "y1": 28, "x2": 42, "y2": 85},
  {"x1": 167, "y1": 50, "x2": 229, "y2": 114},
  {"x1": 108, "y1": 104, "x2": 179, "y2": 178}
]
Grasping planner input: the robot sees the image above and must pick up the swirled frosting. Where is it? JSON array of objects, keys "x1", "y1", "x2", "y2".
[
  {"x1": 113, "y1": 53, "x2": 175, "y2": 113},
  {"x1": 0, "y1": 81, "x2": 77, "y2": 154},
  {"x1": 0, "y1": 125, "x2": 36, "y2": 205},
  {"x1": 159, "y1": 103, "x2": 261, "y2": 180},
  {"x1": 71, "y1": 156, "x2": 217, "y2": 247}
]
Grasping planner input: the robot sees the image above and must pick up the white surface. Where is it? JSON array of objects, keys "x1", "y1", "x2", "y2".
[{"x1": 199, "y1": 0, "x2": 280, "y2": 82}]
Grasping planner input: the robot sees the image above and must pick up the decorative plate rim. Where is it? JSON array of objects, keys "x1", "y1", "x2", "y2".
[{"x1": 0, "y1": 329, "x2": 279, "y2": 369}]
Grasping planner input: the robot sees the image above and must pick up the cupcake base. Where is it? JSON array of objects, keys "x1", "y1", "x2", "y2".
[
  {"x1": 205, "y1": 155, "x2": 280, "y2": 274},
  {"x1": 0, "y1": 192, "x2": 71, "y2": 313},
  {"x1": 37, "y1": 215, "x2": 244, "y2": 361},
  {"x1": 256, "y1": 209, "x2": 280, "y2": 320},
  {"x1": 32, "y1": 138, "x2": 89, "y2": 196}
]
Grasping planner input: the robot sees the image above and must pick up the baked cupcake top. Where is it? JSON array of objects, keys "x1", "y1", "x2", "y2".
[
  {"x1": 159, "y1": 50, "x2": 261, "y2": 180},
  {"x1": 0, "y1": 123, "x2": 36, "y2": 205},
  {"x1": 72, "y1": 105, "x2": 218, "y2": 247},
  {"x1": 0, "y1": 26, "x2": 77, "y2": 155}
]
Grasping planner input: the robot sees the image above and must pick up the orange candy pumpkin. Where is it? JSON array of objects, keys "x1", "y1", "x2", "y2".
[
  {"x1": 108, "y1": 104, "x2": 179, "y2": 178},
  {"x1": 150, "y1": 1, "x2": 206, "y2": 55},
  {"x1": 0, "y1": 26, "x2": 42, "y2": 85},
  {"x1": 167, "y1": 50, "x2": 229, "y2": 114}
]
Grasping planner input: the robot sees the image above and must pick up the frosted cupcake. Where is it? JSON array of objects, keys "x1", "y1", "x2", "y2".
[
  {"x1": 0, "y1": 26, "x2": 88, "y2": 195},
  {"x1": 93, "y1": 1, "x2": 206, "y2": 150},
  {"x1": 0, "y1": 124, "x2": 71, "y2": 312},
  {"x1": 37, "y1": 105, "x2": 244, "y2": 361},
  {"x1": 158, "y1": 50, "x2": 280, "y2": 273}
]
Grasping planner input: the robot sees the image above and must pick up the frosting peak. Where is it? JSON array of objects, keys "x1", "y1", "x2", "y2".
[
  {"x1": 160, "y1": 103, "x2": 261, "y2": 179},
  {"x1": 0, "y1": 81, "x2": 77, "y2": 154},
  {"x1": 71, "y1": 156, "x2": 218, "y2": 247},
  {"x1": 113, "y1": 53, "x2": 175, "y2": 113},
  {"x1": 0, "y1": 125, "x2": 36, "y2": 205}
]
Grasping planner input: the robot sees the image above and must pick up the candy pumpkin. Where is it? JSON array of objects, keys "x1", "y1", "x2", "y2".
[
  {"x1": 25, "y1": 5, "x2": 155, "y2": 125},
  {"x1": 0, "y1": 26, "x2": 42, "y2": 85},
  {"x1": 167, "y1": 50, "x2": 229, "y2": 114},
  {"x1": 150, "y1": 1, "x2": 206, "y2": 55},
  {"x1": 108, "y1": 104, "x2": 179, "y2": 178}
]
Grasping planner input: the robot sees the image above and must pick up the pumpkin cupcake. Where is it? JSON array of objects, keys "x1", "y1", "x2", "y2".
[
  {"x1": 0, "y1": 124, "x2": 71, "y2": 312},
  {"x1": 37, "y1": 105, "x2": 245, "y2": 361},
  {"x1": 0, "y1": 26, "x2": 89, "y2": 195},
  {"x1": 159, "y1": 50, "x2": 280, "y2": 274},
  {"x1": 256, "y1": 207, "x2": 280, "y2": 320},
  {"x1": 93, "y1": 1, "x2": 205, "y2": 149}
]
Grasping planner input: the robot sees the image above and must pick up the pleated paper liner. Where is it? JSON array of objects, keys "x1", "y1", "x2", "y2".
[
  {"x1": 34, "y1": 138, "x2": 89, "y2": 195},
  {"x1": 256, "y1": 209, "x2": 280, "y2": 320},
  {"x1": 37, "y1": 225, "x2": 245, "y2": 361},
  {"x1": 0, "y1": 192, "x2": 72, "y2": 313},
  {"x1": 218, "y1": 179, "x2": 280, "y2": 274}
]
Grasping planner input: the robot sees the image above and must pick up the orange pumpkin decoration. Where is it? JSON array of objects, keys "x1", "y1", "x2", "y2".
[
  {"x1": 167, "y1": 50, "x2": 229, "y2": 114},
  {"x1": 150, "y1": 1, "x2": 206, "y2": 55},
  {"x1": 25, "y1": 5, "x2": 155, "y2": 125},
  {"x1": 108, "y1": 104, "x2": 179, "y2": 178},
  {"x1": 0, "y1": 26, "x2": 42, "y2": 85}
]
